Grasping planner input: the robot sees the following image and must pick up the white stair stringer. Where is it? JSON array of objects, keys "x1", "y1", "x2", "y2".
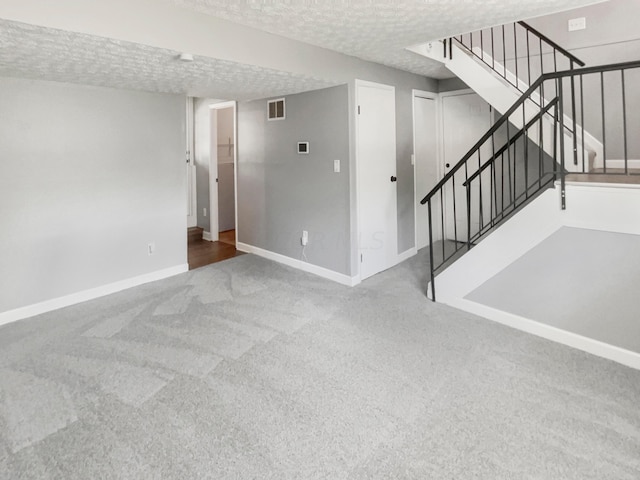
[{"x1": 408, "y1": 41, "x2": 603, "y2": 172}]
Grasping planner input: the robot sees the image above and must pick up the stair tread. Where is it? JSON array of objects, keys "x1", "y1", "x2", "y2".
[
  {"x1": 565, "y1": 173, "x2": 640, "y2": 185},
  {"x1": 188, "y1": 226, "x2": 204, "y2": 243}
]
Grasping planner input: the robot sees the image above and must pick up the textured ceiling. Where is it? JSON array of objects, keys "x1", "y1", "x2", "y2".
[
  {"x1": 172, "y1": 0, "x2": 604, "y2": 78},
  {"x1": 0, "y1": 19, "x2": 337, "y2": 100},
  {"x1": 0, "y1": 1, "x2": 603, "y2": 99}
]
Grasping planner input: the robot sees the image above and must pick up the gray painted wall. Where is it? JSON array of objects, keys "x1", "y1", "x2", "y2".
[
  {"x1": 438, "y1": 77, "x2": 469, "y2": 92},
  {"x1": 237, "y1": 85, "x2": 351, "y2": 275},
  {"x1": 0, "y1": 77, "x2": 186, "y2": 313}
]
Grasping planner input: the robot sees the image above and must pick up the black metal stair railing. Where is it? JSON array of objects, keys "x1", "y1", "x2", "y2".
[
  {"x1": 447, "y1": 21, "x2": 585, "y2": 93},
  {"x1": 420, "y1": 60, "x2": 640, "y2": 301}
]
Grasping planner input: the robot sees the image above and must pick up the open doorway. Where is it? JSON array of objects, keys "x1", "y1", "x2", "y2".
[
  {"x1": 187, "y1": 99, "x2": 242, "y2": 270},
  {"x1": 212, "y1": 102, "x2": 237, "y2": 248}
]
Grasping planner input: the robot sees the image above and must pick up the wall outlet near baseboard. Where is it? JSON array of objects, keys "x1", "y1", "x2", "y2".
[
  {"x1": 301, "y1": 230, "x2": 309, "y2": 246},
  {"x1": 147, "y1": 242, "x2": 155, "y2": 256}
]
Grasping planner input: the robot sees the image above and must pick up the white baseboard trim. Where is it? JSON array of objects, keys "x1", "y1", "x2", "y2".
[
  {"x1": 602, "y1": 159, "x2": 640, "y2": 169},
  {"x1": 396, "y1": 247, "x2": 417, "y2": 265},
  {"x1": 203, "y1": 231, "x2": 213, "y2": 242},
  {"x1": 236, "y1": 242, "x2": 360, "y2": 287},
  {"x1": 0, "y1": 264, "x2": 189, "y2": 328},
  {"x1": 443, "y1": 297, "x2": 640, "y2": 371}
]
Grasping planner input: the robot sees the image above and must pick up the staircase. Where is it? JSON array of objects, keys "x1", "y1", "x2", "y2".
[
  {"x1": 409, "y1": 22, "x2": 602, "y2": 173},
  {"x1": 410, "y1": 21, "x2": 640, "y2": 301},
  {"x1": 188, "y1": 226, "x2": 204, "y2": 244}
]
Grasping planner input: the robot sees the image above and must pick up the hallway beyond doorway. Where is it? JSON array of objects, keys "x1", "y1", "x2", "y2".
[{"x1": 187, "y1": 228, "x2": 243, "y2": 270}]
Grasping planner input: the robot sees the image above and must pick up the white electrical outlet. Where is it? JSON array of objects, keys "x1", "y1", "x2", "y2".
[
  {"x1": 568, "y1": 17, "x2": 586, "y2": 31},
  {"x1": 147, "y1": 242, "x2": 155, "y2": 256},
  {"x1": 333, "y1": 159, "x2": 341, "y2": 173},
  {"x1": 203, "y1": 208, "x2": 207, "y2": 217},
  {"x1": 301, "y1": 230, "x2": 309, "y2": 246}
]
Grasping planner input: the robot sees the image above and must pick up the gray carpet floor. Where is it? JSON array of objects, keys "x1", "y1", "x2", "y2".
[{"x1": 1, "y1": 250, "x2": 639, "y2": 479}]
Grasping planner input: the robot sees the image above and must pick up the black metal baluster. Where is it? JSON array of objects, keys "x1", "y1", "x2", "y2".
[
  {"x1": 491, "y1": 133, "x2": 497, "y2": 226},
  {"x1": 506, "y1": 121, "x2": 513, "y2": 206},
  {"x1": 466, "y1": 184, "x2": 472, "y2": 251},
  {"x1": 502, "y1": 25, "x2": 507, "y2": 79},
  {"x1": 622, "y1": 69, "x2": 628, "y2": 174},
  {"x1": 526, "y1": 31, "x2": 531, "y2": 86},
  {"x1": 478, "y1": 150, "x2": 484, "y2": 234},
  {"x1": 514, "y1": 23, "x2": 519, "y2": 90},
  {"x1": 451, "y1": 179, "x2": 457, "y2": 244},
  {"x1": 558, "y1": 77, "x2": 566, "y2": 209},
  {"x1": 538, "y1": 84, "x2": 544, "y2": 188},
  {"x1": 553, "y1": 95, "x2": 559, "y2": 179},
  {"x1": 512, "y1": 117, "x2": 517, "y2": 206},
  {"x1": 580, "y1": 74, "x2": 585, "y2": 173},
  {"x1": 427, "y1": 199, "x2": 435, "y2": 301},
  {"x1": 524, "y1": 126, "x2": 529, "y2": 199},
  {"x1": 440, "y1": 188, "x2": 446, "y2": 261},
  {"x1": 600, "y1": 72, "x2": 607, "y2": 173},
  {"x1": 539, "y1": 38, "x2": 543, "y2": 77},
  {"x1": 570, "y1": 61, "x2": 578, "y2": 166},
  {"x1": 491, "y1": 27, "x2": 496, "y2": 71}
]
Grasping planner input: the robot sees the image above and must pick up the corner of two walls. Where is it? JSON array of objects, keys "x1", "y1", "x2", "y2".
[
  {"x1": 237, "y1": 73, "x2": 438, "y2": 279},
  {"x1": 237, "y1": 84, "x2": 352, "y2": 276}
]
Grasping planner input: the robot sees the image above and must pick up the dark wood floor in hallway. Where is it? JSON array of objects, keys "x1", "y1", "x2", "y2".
[{"x1": 188, "y1": 229, "x2": 244, "y2": 270}]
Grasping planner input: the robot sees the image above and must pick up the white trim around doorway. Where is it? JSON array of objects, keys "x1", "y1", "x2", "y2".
[{"x1": 209, "y1": 101, "x2": 238, "y2": 244}]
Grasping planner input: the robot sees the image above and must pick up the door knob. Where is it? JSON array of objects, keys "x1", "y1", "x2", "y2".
[{"x1": 390, "y1": 176, "x2": 397, "y2": 182}]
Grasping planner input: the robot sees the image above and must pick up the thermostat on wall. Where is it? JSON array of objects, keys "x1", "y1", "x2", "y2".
[{"x1": 297, "y1": 142, "x2": 309, "y2": 154}]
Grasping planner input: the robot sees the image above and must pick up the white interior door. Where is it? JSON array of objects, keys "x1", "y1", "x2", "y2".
[
  {"x1": 208, "y1": 107, "x2": 219, "y2": 240},
  {"x1": 414, "y1": 93, "x2": 439, "y2": 250},
  {"x1": 215, "y1": 106, "x2": 236, "y2": 233},
  {"x1": 356, "y1": 81, "x2": 397, "y2": 280},
  {"x1": 186, "y1": 98, "x2": 197, "y2": 228},
  {"x1": 441, "y1": 92, "x2": 492, "y2": 242}
]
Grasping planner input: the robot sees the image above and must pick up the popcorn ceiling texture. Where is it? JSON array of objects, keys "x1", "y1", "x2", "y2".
[
  {"x1": 0, "y1": 1, "x2": 600, "y2": 97},
  {"x1": 171, "y1": 0, "x2": 603, "y2": 78},
  {"x1": 0, "y1": 19, "x2": 337, "y2": 100}
]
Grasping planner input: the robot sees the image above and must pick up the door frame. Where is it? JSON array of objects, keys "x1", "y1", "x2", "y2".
[
  {"x1": 439, "y1": 89, "x2": 492, "y2": 242},
  {"x1": 186, "y1": 97, "x2": 198, "y2": 228},
  {"x1": 354, "y1": 79, "x2": 398, "y2": 280},
  {"x1": 412, "y1": 89, "x2": 440, "y2": 251},
  {"x1": 208, "y1": 101, "x2": 238, "y2": 243}
]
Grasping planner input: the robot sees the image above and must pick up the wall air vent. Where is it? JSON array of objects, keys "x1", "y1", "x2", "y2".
[{"x1": 267, "y1": 98, "x2": 285, "y2": 121}]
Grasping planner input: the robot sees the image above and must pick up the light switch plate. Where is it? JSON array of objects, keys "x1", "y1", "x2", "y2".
[
  {"x1": 333, "y1": 159, "x2": 340, "y2": 173},
  {"x1": 568, "y1": 17, "x2": 586, "y2": 31}
]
